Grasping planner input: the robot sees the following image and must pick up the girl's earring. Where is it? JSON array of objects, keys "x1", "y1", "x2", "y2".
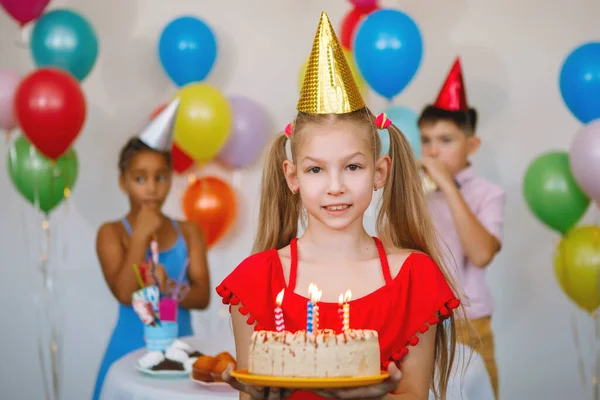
[{"x1": 373, "y1": 186, "x2": 378, "y2": 191}]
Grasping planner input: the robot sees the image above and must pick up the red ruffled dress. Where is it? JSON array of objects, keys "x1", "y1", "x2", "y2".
[{"x1": 216, "y1": 237, "x2": 459, "y2": 399}]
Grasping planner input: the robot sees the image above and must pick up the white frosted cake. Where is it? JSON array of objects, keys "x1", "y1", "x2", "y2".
[{"x1": 248, "y1": 329, "x2": 380, "y2": 378}]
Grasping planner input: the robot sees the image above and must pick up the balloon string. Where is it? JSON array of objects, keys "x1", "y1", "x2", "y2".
[
  {"x1": 572, "y1": 311, "x2": 589, "y2": 389},
  {"x1": 594, "y1": 311, "x2": 599, "y2": 400},
  {"x1": 15, "y1": 144, "x2": 51, "y2": 400}
]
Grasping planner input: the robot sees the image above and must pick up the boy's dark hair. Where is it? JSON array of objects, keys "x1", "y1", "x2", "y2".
[
  {"x1": 118, "y1": 137, "x2": 173, "y2": 175},
  {"x1": 417, "y1": 105, "x2": 478, "y2": 136}
]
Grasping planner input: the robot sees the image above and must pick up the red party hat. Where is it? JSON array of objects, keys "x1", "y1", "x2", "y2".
[{"x1": 433, "y1": 57, "x2": 468, "y2": 111}]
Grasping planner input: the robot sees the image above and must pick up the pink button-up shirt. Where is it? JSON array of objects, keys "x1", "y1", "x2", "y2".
[{"x1": 427, "y1": 166, "x2": 506, "y2": 320}]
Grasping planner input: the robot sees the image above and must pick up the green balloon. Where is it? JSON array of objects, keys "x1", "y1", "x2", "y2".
[
  {"x1": 523, "y1": 151, "x2": 589, "y2": 234},
  {"x1": 7, "y1": 136, "x2": 78, "y2": 213}
]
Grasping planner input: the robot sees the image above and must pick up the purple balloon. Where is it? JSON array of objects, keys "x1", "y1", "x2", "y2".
[
  {"x1": 0, "y1": 69, "x2": 21, "y2": 131},
  {"x1": 217, "y1": 96, "x2": 270, "y2": 169},
  {"x1": 570, "y1": 119, "x2": 600, "y2": 203}
]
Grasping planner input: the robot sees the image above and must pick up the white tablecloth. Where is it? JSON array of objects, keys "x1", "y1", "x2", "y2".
[{"x1": 100, "y1": 336, "x2": 239, "y2": 400}]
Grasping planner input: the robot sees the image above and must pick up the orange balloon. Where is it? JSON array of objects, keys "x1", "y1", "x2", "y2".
[{"x1": 182, "y1": 176, "x2": 236, "y2": 247}]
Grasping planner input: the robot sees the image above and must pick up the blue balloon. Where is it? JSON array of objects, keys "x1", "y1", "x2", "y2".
[
  {"x1": 559, "y1": 42, "x2": 600, "y2": 123},
  {"x1": 377, "y1": 106, "x2": 421, "y2": 158},
  {"x1": 30, "y1": 9, "x2": 98, "y2": 81},
  {"x1": 159, "y1": 16, "x2": 217, "y2": 87},
  {"x1": 354, "y1": 9, "x2": 423, "y2": 100}
]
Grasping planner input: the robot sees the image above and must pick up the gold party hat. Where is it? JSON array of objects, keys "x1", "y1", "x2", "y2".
[{"x1": 297, "y1": 11, "x2": 365, "y2": 114}]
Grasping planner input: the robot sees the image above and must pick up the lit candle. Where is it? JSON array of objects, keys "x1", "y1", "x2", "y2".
[
  {"x1": 338, "y1": 293, "x2": 344, "y2": 333},
  {"x1": 343, "y1": 290, "x2": 351, "y2": 332},
  {"x1": 275, "y1": 289, "x2": 285, "y2": 332},
  {"x1": 312, "y1": 288, "x2": 322, "y2": 332},
  {"x1": 307, "y1": 283, "x2": 316, "y2": 334}
]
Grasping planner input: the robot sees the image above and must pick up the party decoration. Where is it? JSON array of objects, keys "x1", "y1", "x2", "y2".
[
  {"x1": 569, "y1": 119, "x2": 600, "y2": 203},
  {"x1": 158, "y1": 16, "x2": 217, "y2": 87},
  {"x1": 140, "y1": 98, "x2": 179, "y2": 151},
  {"x1": 298, "y1": 12, "x2": 365, "y2": 114},
  {"x1": 0, "y1": 69, "x2": 21, "y2": 131},
  {"x1": 182, "y1": 176, "x2": 236, "y2": 247},
  {"x1": 7, "y1": 136, "x2": 78, "y2": 213},
  {"x1": 339, "y1": 290, "x2": 351, "y2": 333},
  {"x1": 171, "y1": 144, "x2": 194, "y2": 174},
  {"x1": 349, "y1": 0, "x2": 377, "y2": 8},
  {"x1": 149, "y1": 103, "x2": 194, "y2": 174},
  {"x1": 275, "y1": 289, "x2": 285, "y2": 332},
  {"x1": 554, "y1": 225, "x2": 600, "y2": 313},
  {"x1": 523, "y1": 151, "x2": 589, "y2": 234},
  {"x1": 379, "y1": 106, "x2": 420, "y2": 157},
  {"x1": 14, "y1": 68, "x2": 86, "y2": 159},
  {"x1": 174, "y1": 83, "x2": 232, "y2": 163},
  {"x1": 434, "y1": 57, "x2": 469, "y2": 111},
  {"x1": 354, "y1": 9, "x2": 423, "y2": 100},
  {"x1": 559, "y1": 42, "x2": 600, "y2": 124},
  {"x1": 298, "y1": 49, "x2": 366, "y2": 96},
  {"x1": 30, "y1": 9, "x2": 99, "y2": 81},
  {"x1": 340, "y1": 5, "x2": 377, "y2": 50},
  {"x1": 0, "y1": 0, "x2": 49, "y2": 26},
  {"x1": 217, "y1": 96, "x2": 270, "y2": 169}
]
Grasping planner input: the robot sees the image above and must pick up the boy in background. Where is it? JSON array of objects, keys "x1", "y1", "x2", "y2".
[{"x1": 418, "y1": 57, "x2": 506, "y2": 399}]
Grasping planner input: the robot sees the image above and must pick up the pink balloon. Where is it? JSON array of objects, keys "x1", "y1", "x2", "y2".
[
  {"x1": 349, "y1": 0, "x2": 378, "y2": 9},
  {"x1": 0, "y1": 69, "x2": 21, "y2": 131},
  {"x1": 570, "y1": 119, "x2": 600, "y2": 203},
  {"x1": 0, "y1": 0, "x2": 49, "y2": 26}
]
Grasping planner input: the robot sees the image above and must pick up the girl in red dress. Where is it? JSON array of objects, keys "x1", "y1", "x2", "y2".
[{"x1": 217, "y1": 11, "x2": 464, "y2": 400}]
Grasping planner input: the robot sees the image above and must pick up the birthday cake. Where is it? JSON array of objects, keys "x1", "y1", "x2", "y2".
[{"x1": 248, "y1": 329, "x2": 380, "y2": 378}]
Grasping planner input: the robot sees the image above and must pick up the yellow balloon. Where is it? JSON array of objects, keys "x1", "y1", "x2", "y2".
[
  {"x1": 298, "y1": 49, "x2": 367, "y2": 96},
  {"x1": 554, "y1": 225, "x2": 600, "y2": 313},
  {"x1": 174, "y1": 83, "x2": 232, "y2": 163}
]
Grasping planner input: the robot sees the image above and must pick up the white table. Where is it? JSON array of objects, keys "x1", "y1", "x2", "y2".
[{"x1": 100, "y1": 336, "x2": 239, "y2": 400}]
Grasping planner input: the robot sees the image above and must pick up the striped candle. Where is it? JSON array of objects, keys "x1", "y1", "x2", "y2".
[
  {"x1": 311, "y1": 288, "x2": 322, "y2": 332},
  {"x1": 342, "y1": 290, "x2": 352, "y2": 332},
  {"x1": 275, "y1": 289, "x2": 285, "y2": 332}
]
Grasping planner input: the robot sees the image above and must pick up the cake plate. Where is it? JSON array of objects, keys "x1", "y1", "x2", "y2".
[{"x1": 231, "y1": 369, "x2": 389, "y2": 389}]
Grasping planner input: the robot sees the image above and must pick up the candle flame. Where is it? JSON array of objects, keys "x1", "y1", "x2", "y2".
[
  {"x1": 276, "y1": 289, "x2": 285, "y2": 306},
  {"x1": 339, "y1": 293, "x2": 344, "y2": 305},
  {"x1": 344, "y1": 290, "x2": 352, "y2": 303},
  {"x1": 312, "y1": 289, "x2": 322, "y2": 303}
]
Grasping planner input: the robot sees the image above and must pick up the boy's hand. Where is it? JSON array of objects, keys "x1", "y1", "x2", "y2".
[{"x1": 419, "y1": 157, "x2": 456, "y2": 193}]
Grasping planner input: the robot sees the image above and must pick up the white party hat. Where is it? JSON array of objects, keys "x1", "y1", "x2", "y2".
[{"x1": 139, "y1": 97, "x2": 180, "y2": 151}]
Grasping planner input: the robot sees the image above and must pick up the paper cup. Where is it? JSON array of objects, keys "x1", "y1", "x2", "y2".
[
  {"x1": 159, "y1": 297, "x2": 178, "y2": 322},
  {"x1": 144, "y1": 321, "x2": 178, "y2": 352}
]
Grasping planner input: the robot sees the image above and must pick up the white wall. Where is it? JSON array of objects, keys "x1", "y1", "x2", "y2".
[{"x1": 1, "y1": 0, "x2": 598, "y2": 399}]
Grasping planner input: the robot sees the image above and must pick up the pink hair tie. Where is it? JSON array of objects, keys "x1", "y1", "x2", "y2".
[
  {"x1": 375, "y1": 113, "x2": 392, "y2": 129},
  {"x1": 284, "y1": 123, "x2": 293, "y2": 137}
]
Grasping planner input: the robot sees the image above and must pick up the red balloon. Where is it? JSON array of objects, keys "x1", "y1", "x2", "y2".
[
  {"x1": 172, "y1": 144, "x2": 194, "y2": 173},
  {"x1": 149, "y1": 103, "x2": 194, "y2": 174},
  {"x1": 14, "y1": 68, "x2": 86, "y2": 159},
  {"x1": 0, "y1": 0, "x2": 50, "y2": 27},
  {"x1": 149, "y1": 103, "x2": 167, "y2": 119},
  {"x1": 340, "y1": 6, "x2": 378, "y2": 50},
  {"x1": 182, "y1": 176, "x2": 236, "y2": 248}
]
